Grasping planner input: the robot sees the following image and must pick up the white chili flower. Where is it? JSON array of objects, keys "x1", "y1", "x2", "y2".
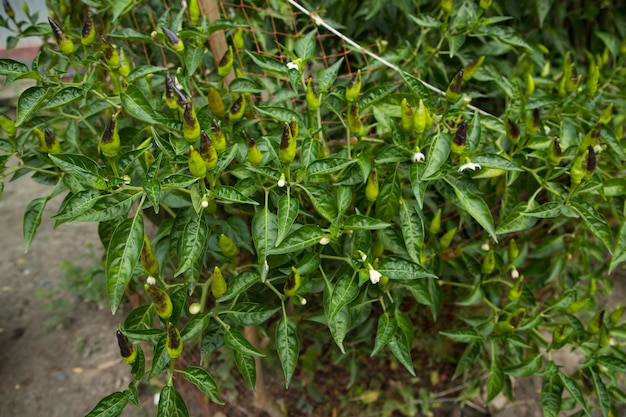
[
  {"x1": 188, "y1": 303, "x2": 201, "y2": 315},
  {"x1": 147, "y1": 276, "x2": 156, "y2": 286},
  {"x1": 412, "y1": 152, "x2": 426, "y2": 163},
  {"x1": 300, "y1": 297, "x2": 307, "y2": 306},
  {"x1": 594, "y1": 144, "x2": 603, "y2": 154},
  {"x1": 287, "y1": 61, "x2": 299, "y2": 71},
  {"x1": 481, "y1": 242, "x2": 490, "y2": 251},
  {"x1": 201, "y1": 199, "x2": 209, "y2": 208},
  {"x1": 511, "y1": 267, "x2": 520, "y2": 279},
  {"x1": 458, "y1": 161, "x2": 481, "y2": 173},
  {"x1": 369, "y1": 268, "x2": 382, "y2": 285}
]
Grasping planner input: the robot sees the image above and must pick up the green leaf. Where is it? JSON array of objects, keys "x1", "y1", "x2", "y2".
[
  {"x1": 123, "y1": 304, "x2": 154, "y2": 330},
  {"x1": 121, "y1": 85, "x2": 158, "y2": 124},
  {"x1": 23, "y1": 197, "x2": 48, "y2": 253},
  {"x1": 49, "y1": 154, "x2": 107, "y2": 190},
  {"x1": 156, "y1": 385, "x2": 176, "y2": 417},
  {"x1": 378, "y1": 256, "x2": 437, "y2": 280},
  {"x1": 0, "y1": 58, "x2": 29, "y2": 76},
  {"x1": 246, "y1": 51, "x2": 287, "y2": 74},
  {"x1": 307, "y1": 157, "x2": 355, "y2": 177},
  {"x1": 541, "y1": 363, "x2": 563, "y2": 417},
  {"x1": 252, "y1": 207, "x2": 278, "y2": 270},
  {"x1": 127, "y1": 65, "x2": 166, "y2": 83},
  {"x1": 181, "y1": 313, "x2": 211, "y2": 342},
  {"x1": 233, "y1": 351, "x2": 257, "y2": 391},
  {"x1": 224, "y1": 328, "x2": 265, "y2": 357},
  {"x1": 371, "y1": 314, "x2": 397, "y2": 356},
  {"x1": 106, "y1": 215, "x2": 145, "y2": 314},
  {"x1": 504, "y1": 354, "x2": 542, "y2": 377},
  {"x1": 399, "y1": 199, "x2": 423, "y2": 263},
  {"x1": 45, "y1": 87, "x2": 82, "y2": 109},
  {"x1": 422, "y1": 132, "x2": 451, "y2": 180},
  {"x1": 301, "y1": 137, "x2": 320, "y2": 168},
  {"x1": 570, "y1": 201, "x2": 613, "y2": 254},
  {"x1": 229, "y1": 77, "x2": 264, "y2": 94},
  {"x1": 597, "y1": 355, "x2": 626, "y2": 373},
  {"x1": 184, "y1": 45, "x2": 205, "y2": 75},
  {"x1": 328, "y1": 304, "x2": 350, "y2": 353},
  {"x1": 68, "y1": 191, "x2": 142, "y2": 223},
  {"x1": 85, "y1": 391, "x2": 128, "y2": 417},
  {"x1": 276, "y1": 193, "x2": 299, "y2": 246},
  {"x1": 401, "y1": 72, "x2": 433, "y2": 108},
  {"x1": 590, "y1": 367, "x2": 610, "y2": 417},
  {"x1": 213, "y1": 185, "x2": 259, "y2": 205},
  {"x1": 254, "y1": 106, "x2": 301, "y2": 124},
  {"x1": 440, "y1": 328, "x2": 482, "y2": 343},
  {"x1": 410, "y1": 163, "x2": 426, "y2": 209},
  {"x1": 559, "y1": 373, "x2": 591, "y2": 417},
  {"x1": 524, "y1": 202, "x2": 562, "y2": 218},
  {"x1": 218, "y1": 271, "x2": 260, "y2": 302},
  {"x1": 536, "y1": 0, "x2": 552, "y2": 27},
  {"x1": 453, "y1": 343, "x2": 481, "y2": 379},
  {"x1": 16, "y1": 86, "x2": 48, "y2": 127},
  {"x1": 175, "y1": 214, "x2": 208, "y2": 276},
  {"x1": 449, "y1": 34, "x2": 466, "y2": 58},
  {"x1": 329, "y1": 272, "x2": 359, "y2": 324},
  {"x1": 487, "y1": 358, "x2": 505, "y2": 402},
  {"x1": 377, "y1": 169, "x2": 401, "y2": 222},
  {"x1": 600, "y1": 125, "x2": 626, "y2": 160},
  {"x1": 267, "y1": 224, "x2": 323, "y2": 255},
  {"x1": 300, "y1": 185, "x2": 338, "y2": 223},
  {"x1": 388, "y1": 311, "x2": 415, "y2": 376},
  {"x1": 343, "y1": 214, "x2": 390, "y2": 230},
  {"x1": 317, "y1": 58, "x2": 344, "y2": 92},
  {"x1": 473, "y1": 153, "x2": 523, "y2": 172},
  {"x1": 359, "y1": 85, "x2": 396, "y2": 110},
  {"x1": 227, "y1": 303, "x2": 281, "y2": 326},
  {"x1": 276, "y1": 316, "x2": 299, "y2": 388},
  {"x1": 182, "y1": 366, "x2": 224, "y2": 404},
  {"x1": 409, "y1": 14, "x2": 441, "y2": 28},
  {"x1": 337, "y1": 186, "x2": 352, "y2": 215},
  {"x1": 496, "y1": 202, "x2": 538, "y2": 235},
  {"x1": 121, "y1": 328, "x2": 164, "y2": 343},
  {"x1": 294, "y1": 29, "x2": 317, "y2": 61},
  {"x1": 446, "y1": 179, "x2": 497, "y2": 242}
]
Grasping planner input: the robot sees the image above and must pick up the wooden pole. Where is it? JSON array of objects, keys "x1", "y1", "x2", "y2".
[{"x1": 199, "y1": 0, "x2": 235, "y2": 86}]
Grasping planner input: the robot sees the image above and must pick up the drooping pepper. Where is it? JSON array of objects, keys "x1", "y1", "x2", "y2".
[
  {"x1": 188, "y1": 0, "x2": 200, "y2": 27},
  {"x1": 164, "y1": 74, "x2": 179, "y2": 110},
  {"x1": 140, "y1": 235, "x2": 159, "y2": 277},
  {"x1": 451, "y1": 120, "x2": 468, "y2": 155},
  {"x1": 439, "y1": 227, "x2": 457, "y2": 250},
  {"x1": 211, "y1": 266, "x2": 227, "y2": 298},
  {"x1": 145, "y1": 283, "x2": 173, "y2": 320},
  {"x1": 162, "y1": 26, "x2": 184, "y2": 52},
  {"x1": 211, "y1": 120, "x2": 226, "y2": 153},
  {"x1": 188, "y1": 145, "x2": 207, "y2": 178},
  {"x1": 48, "y1": 17, "x2": 74, "y2": 55},
  {"x1": 118, "y1": 48, "x2": 131, "y2": 78},
  {"x1": 446, "y1": 69, "x2": 464, "y2": 102},
  {"x1": 233, "y1": 27, "x2": 244, "y2": 50},
  {"x1": 400, "y1": 98, "x2": 413, "y2": 133},
  {"x1": 228, "y1": 94, "x2": 245, "y2": 122},
  {"x1": 347, "y1": 103, "x2": 364, "y2": 138},
  {"x1": 479, "y1": 0, "x2": 492, "y2": 10},
  {"x1": 284, "y1": 267, "x2": 301, "y2": 297},
  {"x1": 547, "y1": 137, "x2": 562, "y2": 166},
  {"x1": 217, "y1": 46, "x2": 234, "y2": 78},
  {"x1": 570, "y1": 152, "x2": 586, "y2": 186},
  {"x1": 219, "y1": 233, "x2": 239, "y2": 259},
  {"x1": 306, "y1": 77, "x2": 320, "y2": 112},
  {"x1": 482, "y1": 249, "x2": 496, "y2": 274},
  {"x1": 413, "y1": 100, "x2": 430, "y2": 135},
  {"x1": 508, "y1": 239, "x2": 519, "y2": 262},
  {"x1": 429, "y1": 208, "x2": 442, "y2": 235},
  {"x1": 588, "y1": 309, "x2": 605, "y2": 335},
  {"x1": 183, "y1": 102, "x2": 201, "y2": 143},
  {"x1": 81, "y1": 11, "x2": 95, "y2": 46},
  {"x1": 365, "y1": 168, "x2": 379, "y2": 203},
  {"x1": 525, "y1": 72, "x2": 535, "y2": 96},
  {"x1": 247, "y1": 139, "x2": 263, "y2": 166},
  {"x1": 166, "y1": 322, "x2": 183, "y2": 359},
  {"x1": 34, "y1": 128, "x2": 62, "y2": 154},
  {"x1": 101, "y1": 37, "x2": 120, "y2": 70},
  {"x1": 506, "y1": 118, "x2": 520, "y2": 146},
  {"x1": 116, "y1": 330, "x2": 137, "y2": 364},
  {"x1": 462, "y1": 56, "x2": 485, "y2": 82},
  {"x1": 279, "y1": 122, "x2": 297, "y2": 165},
  {"x1": 0, "y1": 113, "x2": 16, "y2": 137},
  {"x1": 99, "y1": 117, "x2": 121, "y2": 158},
  {"x1": 199, "y1": 131, "x2": 218, "y2": 171},
  {"x1": 525, "y1": 109, "x2": 540, "y2": 136},
  {"x1": 345, "y1": 70, "x2": 361, "y2": 103},
  {"x1": 207, "y1": 86, "x2": 225, "y2": 118},
  {"x1": 508, "y1": 278, "x2": 523, "y2": 302}
]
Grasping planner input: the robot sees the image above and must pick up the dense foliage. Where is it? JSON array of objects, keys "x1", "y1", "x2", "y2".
[{"x1": 0, "y1": 0, "x2": 625, "y2": 416}]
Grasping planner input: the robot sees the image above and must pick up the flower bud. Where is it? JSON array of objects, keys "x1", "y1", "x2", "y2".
[
  {"x1": 211, "y1": 266, "x2": 227, "y2": 298},
  {"x1": 506, "y1": 118, "x2": 520, "y2": 146},
  {"x1": 140, "y1": 235, "x2": 159, "y2": 277},
  {"x1": 189, "y1": 303, "x2": 201, "y2": 315},
  {"x1": 547, "y1": 137, "x2": 562, "y2": 166},
  {"x1": 451, "y1": 120, "x2": 468, "y2": 155},
  {"x1": 81, "y1": 12, "x2": 96, "y2": 46},
  {"x1": 346, "y1": 70, "x2": 362, "y2": 103},
  {"x1": 347, "y1": 103, "x2": 364, "y2": 138},
  {"x1": 525, "y1": 109, "x2": 540, "y2": 136},
  {"x1": 48, "y1": 17, "x2": 74, "y2": 55},
  {"x1": 365, "y1": 169, "x2": 379, "y2": 203},
  {"x1": 219, "y1": 233, "x2": 239, "y2": 259},
  {"x1": 462, "y1": 56, "x2": 485, "y2": 82},
  {"x1": 188, "y1": 145, "x2": 207, "y2": 178},
  {"x1": 446, "y1": 69, "x2": 463, "y2": 102},
  {"x1": 199, "y1": 131, "x2": 218, "y2": 171},
  {"x1": 247, "y1": 139, "x2": 263, "y2": 166},
  {"x1": 284, "y1": 267, "x2": 301, "y2": 297},
  {"x1": 166, "y1": 322, "x2": 183, "y2": 359},
  {"x1": 228, "y1": 94, "x2": 245, "y2": 122},
  {"x1": 306, "y1": 77, "x2": 320, "y2": 111},
  {"x1": 400, "y1": 98, "x2": 413, "y2": 133},
  {"x1": 183, "y1": 102, "x2": 201, "y2": 142},
  {"x1": 162, "y1": 26, "x2": 184, "y2": 52},
  {"x1": 116, "y1": 330, "x2": 137, "y2": 364},
  {"x1": 279, "y1": 122, "x2": 297, "y2": 165},
  {"x1": 101, "y1": 37, "x2": 120, "y2": 70},
  {"x1": 35, "y1": 128, "x2": 62, "y2": 154},
  {"x1": 99, "y1": 117, "x2": 121, "y2": 158},
  {"x1": 207, "y1": 86, "x2": 225, "y2": 118},
  {"x1": 217, "y1": 46, "x2": 234, "y2": 78},
  {"x1": 145, "y1": 284, "x2": 173, "y2": 320}
]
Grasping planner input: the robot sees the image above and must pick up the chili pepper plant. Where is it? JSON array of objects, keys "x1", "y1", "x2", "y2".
[{"x1": 0, "y1": 0, "x2": 625, "y2": 416}]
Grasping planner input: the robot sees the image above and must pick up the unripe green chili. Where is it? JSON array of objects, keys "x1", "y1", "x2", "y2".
[
  {"x1": 183, "y1": 102, "x2": 201, "y2": 142},
  {"x1": 162, "y1": 25, "x2": 184, "y2": 52},
  {"x1": 219, "y1": 233, "x2": 239, "y2": 259},
  {"x1": 451, "y1": 120, "x2": 468, "y2": 155},
  {"x1": 247, "y1": 139, "x2": 263, "y2": 166},
  {"x1": 188, "y1": 145, "x2": 207, "y2": 178},
  {"x1": 116, "y1": 330, "x2": 137, "y2": 364},
  {"x1": 479, "y1": 0, "x2": 492, "y2": 10},
  {"x1": 166, "y1": 322, "x2": 183, "y2": 359},
  {"x1": 599, "y1": 323, "x2": 610, "y2": 348},
  {"x1": 371, "y1": 238, "x2": 384, "y2": 259},
  {"x1": 0, "y1": 113, "x2": 16, "y2": 137},
  {"x1": 413, "y1": 100, "x2": 429, "y2": 135},
  {"x1": 207, "y1": 86, "x2": 225, "y2": 118},
  {"x1": 506, "y1": 118, "x2": 520, "y2": 146},
  {"x1": 609, "y1": 306, "x2": 625, "y2": 325},
  {"x1": 211, "y1": 120, "x2": 226, "y2": 153},
  {"x1": 101, "y1": 37, "x2": 120, "y2": 70},
  {"x1": 446, "y1": 69, "x2": 463, "y2": 102},
  {"x1": 199, "y1": 131, "x2": 218, "y2": 171},
  {"x1": 306, "y1": 77, "x2": 320, "y2": 111},
  {"x1": 462, "y1": 56, "x2": 485, "y2": 82},
  {"x1": 365, "y1": 168, "x2": 379, "y2": 203},
  {"x1": 279, "y1": 122, "x2": 297, "y2": 165},
  {"x1": 35, "y1": 128, "x2": 62, "y2": 154},
  {"x1": 508, "y1": 239, "x2": 519, "y2": 262},
  {"x1": 217, "y1": 46, "x2": 234, "y2": 78},
  {"x1": 586, "y1": 64, "x2": 599, "y2": 96},
  {"x1": 48, "y1": 17, "x2": 74, "y2": 55},
  {"x1": 284, "y1": 267, "x2": 301, "y2": 297},
  {"x1": 441, "y1": 0, "x2": 452, "y2": 13},
  {"x1": 81, "y1": 12, "x2": 95, "y2": 46},
  {"x1": 599, "y1": 103, "x2": 613, "y2": 125},
  {"x1": 565, "y1": 298, "x2": 590, "y2": 315},
  {"x1": 526, "y1": 108, "x2": 540, "y2": 136},
  {"x1": 188, "y1": 0, "x2": 200, "y2": 27},
  {"x1": 400, "y1": 98, "x2": 413, "y2": 133},
  {"x1": 588, "y1": 309, "x2": 605, "y2": 335},
  {"x1": 525, "y1": 73, "x2": 535, "y2": 96},
  {"x1": 345, "y1": 70, "x2": 362, "y2": 103},
  {"x1": 552, "y1": 323, "x2": 568, "y2": 346},
  {"x1": 228, "y1": 94, "x2": 245, "y2": 122},
  {"x1": 118, "y1": 48, "x2": 131, "y2": 78},
  {"x1": 140, "y1": 235, "x2": 159, "y2": 277},
  {"x1": 211, "y1": 266, "x2": 227, "y2": 298},
  {"x1": 164, "y1": 74, "x2": 179, "y2": 110},
  {"x1": 508, "y1": 278, "x2": 522, "y2": 302},
  {"x1": 588, "y1": 277, "x2": 597, "y2": 297},
  {"x1": 570, "y1": 153, "x2": 586, "y2": 186},
  {"x1": 439, "y1": 228, "x2": 456, "y2": 250},
  {"x1": 145, "y1": 283, "x2": 173, "y2": 320},
  {"x1": 289, "y1": 117, "x2": 298, "y2": 140},
  {"x1": 429, "y1": 208, "x2": 442, "y2": 235},
  {"x1": 347, "y1": 103, "x2": 364, "y2": 138},
  {"x1": 99, "y1": 117, "x2": 121, "y2": 158},
  {"x1": 508, "y1": 308, "x2": 526, "y2": 329},
  {"x1": 482, "y1": 249, "x2": 496, "y2": 274},
  {"x1": 580, "y1": 124, "x2": 601, "y2": 151},
  {"x1": 233, "y1": 27, "x2": 244, "y2": 50},
  {"x1": 547, "y1": 137, "x2": 562, "y2": 166},
  {"x1": 3, "y1": 0, "x2": 14, "y2": 18}
]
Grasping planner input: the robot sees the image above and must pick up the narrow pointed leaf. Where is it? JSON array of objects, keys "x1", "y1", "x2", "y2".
[
  {"x1": 487, "y1": 358, "x2": 505, "y2": 402},
  {"x1": 371, "y1": 315, "x2": 397, "y2": 356},
  {"x1": 23, "y1": 197, "x2": 48, "y2": 253},
  {"x1": 570, "y1": 200, "x2": 613, "y2": 254},
  {"x1": 447, "y1": 179, "x2": 497, "y2": 242},
  {"x1": 182, "y1": 366, "x2": 224, "y2": 404},
  {"x1": 224, "y1": 328, "x2": 265, "y2": 357},
  {"x1": 85, "y1": 391, "x2": 128, "y2": 417},
  {"x1": 267, "y1": 224, "x2": 323, "y2": 255},
  {"x1": 175, "y1": 214, "x2": 208, "y2": 276},
  {"x1": 559, "y1": 372, "x2": 591, "y2": 416},
  {"x1": 276, "y1": 193, "x2": 298, "y2": 246},
  {"x1": 423, "y1": 132, "x2": 451, "y2": 180},
  {"x1": 276, "y1": 316, "x2": 299, "y2": 388},
  {"x1": 16, "y1": 86, "x2": 48, "y2": 126},
  {"x1": 156, "y1": 385, "x2": 176, "y2": 417},
  {"x1": 399, "y1": 199, "x2": 423, "y2": 263},
  {"x1": 378, "y1": 256, "x2": 437, "y2": 280},
  {"x1": 300, "y1": 185, "x2": 338, "y2": 223},
  {"x1": 233, "y1": 351, "x2": 257, "y2": 390}
]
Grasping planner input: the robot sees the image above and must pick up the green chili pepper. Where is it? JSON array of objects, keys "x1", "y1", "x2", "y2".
[
  {"x1": 207, "y1": 86, "x2": 225, "y2": 118},
  {"x1": 599, "y1": 323, "x2": 610, "y2": 348},
  {"x1": 462, "y1": 56, "x2": 485, "y2": 82},
  {"x1": 609, "y1": 306, "x2": 624, "y2": 325},
  {"x1": 347, "y1": 103, "x2": 364, "y2": 138},
  {"x1": 580, "y1": 124, "x2": 600, "y2": 151},
  {"x1": 413, "y1": 100, "x2": 430, "y2": 135},
  {"x1": 439, "y1": 228, "x2": 456, "y2": 250},
  {"x1": 228, "y1": 94, "x2": 245, "y2": 122},
  {"x1": 451, "y1": 120, "x2": 468, "y2": 155},
  {"x1": 429, "y1": 208, "x2": 442, "y2": 235},
  {"x1": 233, "y1": 27, "x2": 244, "y2": 50},
  {"x1": 188, "y1": 0, "x2": 200, "y2": 27},
  {"x1": 365, "y1": 168, "x2": 379, "y2": 203},
  {"x1": 482, "y1": 249, "x2": 496, "y2": 274},
  {"x1": 140, "y1": 235, "x2": 159, "y2": 277},
  {"x1": 199, "y1": 131, "x2": 218, "y2": 171},
  {"x1": 599, "y1": 103, "x2": 613, "y2": 125},
  {"x1": 508, "y1": 308, "x2": 526, "y2": 329},
  {"x1": 506, "y1": 118, "x2": 520, "y2": 146},
  {"x1": 284, "y1": 267, "x2": 301, "y2": 297},
  {"x1": 183, "y1": 102, "x2": 201, "y2": 142},
  {"x1": 217, "y1": 46, "x2": 234, "y2": 78},
  {"x1": 559, "y1": 52, "x2": 579, "y2": 96},
  {"x1": 188, "y1": 145, "x2": 207, "y2": 178},
  {"x1": 479, "y1": 0, "x2": 492, "y2": 10},
  {"x1": 565, "y1": 298, "x2": 590, "y2": 315},
  {"x1": 584, "y1": 145, "x2": 596, "y2": 178},
  {"x1": 588, "y1": 277, "x2": 597, "y2": 297},
  {"x1": 446, "y1": 69, "x2": 463, "y2": 102},
  {"x1": 118, "y1": 48, "x2": 131, "y2": 78},
  {"x1": 247, "y1": 139, "x2": 263, "y2": 166},
  {"x1": 211, "y1": 266, "x2": 227, "y2": 298},
  {"x1": 164, "y1": 74, "x2": 179, "y2": 110},
  {"x1": 547, "y1": 137, "x2": 562, "y2": 166},
  {"x1": 48, "y1": 17, "x2": 74, "y2": 55},
  {"x1": 101, "y1": 37, "x2": 120, "y2": 70},
  {"x1": 211, "y1": 120, "x2": 226, "y2": 153},
  {"x1": 35, "y1": 128, "x2": 63, "y2": 154},
  {"x1": 526, "y1": 109, "x2": 540, "y2": 136},
  {"x1": 371, "y1": 238, "x2": 384, "y2": 259},
  {"x1": 508, "y1": 278, "x2": 522, "y2": 302},
  {"x1": 145, "y1": 283, "x2": 173, "y2": 320},
  {"x1": 219, "y1": 233, "x2": 239, "y2": 259},
  {"x1": 166, "y1": 322, "x2": 183, "y2": 359},
  {"x1": 441, "y1": 0, "x2": 453, "y2": 13},
  {"x1": 3, "y1": 0, "x2": 14, "y2": 18},
  {"x1": 289, "y1": 117, "x2": 298, "y2": 140},
  {"x1": 508, "y1": 239, "x2": 519, "y2": 262},
  {"x1": 0, "y1": 113, "x2": 15, "y2": 137},
  {"x1": 551, "y1": 323, "x2": 568, "y2": 348},
  {"x1": 81, "y1": 11, "x2": 95, "y2": 46},
  {"x1": 162, "y1": 25, "x2": 184, "y2": 52},
  {"x1": 99, "y1": 117, "x2": 121, "y2": 158},
  {"x1": 306, "y1": 77, "x2": 320, "y2": 112},
  {"x1": 279, "y1": 122, "x2": 297, "y2": 165},
  {"x1": 400, "y1": 98, "x2": 413, "y2": 133},
  {"x1": 345, "y1": 70, "x2": 361, "y2": 103},
  {"x1": 570, "y1": 152, "x2": 586, "y2": 186},
  {"x1": 116, "y1": 330, "x2": 137, "y2": 364},
  {"x1": 525, "y1": 72, "x2": 535, "y2": 96},
  {"x1": 588, "y1": 309, "x2": 605, "y2": 335}
]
